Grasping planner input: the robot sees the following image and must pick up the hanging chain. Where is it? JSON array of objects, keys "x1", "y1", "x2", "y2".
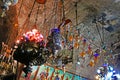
[
  {"x1": 18, "y1": 0, "x2": 24, "y2": 17},
  {"x1": 61, "y1": 0, "x2": 65, "y2": 21},
  {"x1": 95, "y1": 23, "x2": 103, "y2": 47},
  {"x1": 61, "y1": 0, "x2": 68, "y2": 44},
  {"x1": 54, "y1": 0, "x2": 58, "y2": 27},
  {"x1": 28, "y1": 0, "x2": 36, "y2": 18},
  {"x1": 35, "y1": 4, "x2": 40, "y2": 25},
  {"x1": 75, "y1": 2, "x2": 78, "y2": 26},
  {"x1": 18, "y1": 0, "x2": 36, "y2": 36},
  {"x1": 27, "y1": 0, "x2": 36, "y2": 27},
  {"x1": 43, "y1": 3, "x2": 47, "y2": 42}
]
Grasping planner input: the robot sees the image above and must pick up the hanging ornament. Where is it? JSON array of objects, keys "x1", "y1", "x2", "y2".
[
  {"x1": 93, "y1": 52, "x2": 99, "y2": 57},
  {"x1": 102, "y1": 43, "x2": 107, "y2": 50},
  {"x1": 87, "y1": 45, "x2": 92, "y2": 54},
  {"x1": 92, "y1": 37, "x2": 96, "y2": 41},
  {"x1": 61, "y1": 40, "x2": 65, "y2": 47},
  {"x1": 58, "y1": 19, "x2": 72, "y2": 28},
  {"x1": 75, "y1": 35, "x2": 79, "y2": 41},
  {"x1": 79, "y1": 36, "x2": 83, "y2": 41},
  {"x1": 88, "y1": 31, "x2": 90, "y2": 36},
  {"x1": 68, "y1": 35, "x2": 73, "y2": 42},
  {"x1": 104, "y1": 57, "x2": 108, "y2": 63},
  {"x1": 104, "y1": 24, "x2": 114, "y2": 32},
  {"x1": 82, "y1": 38, "x2": 87, "y2": 47},
  {"x1": 102, "y1": 50, "x2": 106, "y2": 53},
  {"x1": 103, "y1": 63, "x2": 108, "y2": 67},
  {"x1": 93, "y1": 51, "x2": 100, "y2": 64},
  {"x1": 79, "y1": 51, "x2": 86, "y2": 58},
  {"x1": 89, "y1": 60, "x2": 94, "y2": 67},
  {"x1": 88, "y1": 49, "x2": 92, "y2": 55},
  {"x1": 110, "y1": 50, "x2": 113, "y2": 53},
  {"x1": 94, "y1": 56, "x2": 99, "y2": 63},
  {"x1": 36, "y1": 0, "x2": 46, "y2": 4},
  {"x1": 74, "y1": 42, "x2": 79, "y2": 49},
  {"x1": 95, "y1": 49, "x2": 100, "y2": 53},
  {"x1": 88, "y1": 45, "x2": 91, "y2": 49},
  {"x1": 93, "y1": 52, "x2": 99, "y2": 58},
  {"x1": 68, "y1": 44, "x2": 73, "y2": 50},
  {"x1": 64, "y1": 19, "x2": 72, "y2": 25},
  {"x1": 110, "y1": 19, "x2": 118, "y2": 25}
]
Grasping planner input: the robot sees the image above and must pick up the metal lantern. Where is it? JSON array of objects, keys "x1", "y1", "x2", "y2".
[{"x1": 51, "y1": 28, "x2": 62, "y2": 50}]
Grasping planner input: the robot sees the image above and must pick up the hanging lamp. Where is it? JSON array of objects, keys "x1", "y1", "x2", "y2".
[
  {"x1": 13, "y1": 1, "x2": 46, "y2": 77},
  {"x1": 36, "y1": 0, "x2": 46, "y2": 4}
]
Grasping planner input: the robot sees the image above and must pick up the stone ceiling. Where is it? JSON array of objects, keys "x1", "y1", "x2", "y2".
[
  {"x1": 17, "y1": 0, "x2": 120, "y2": 78},
  {"x1": 15, "y1": 0, "x2": 120, "y2": 79},
  {"x1": 0, "y1": 0, "x2": 120, "y2": 79}
]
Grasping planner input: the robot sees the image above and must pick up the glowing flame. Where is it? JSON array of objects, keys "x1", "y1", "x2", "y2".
[{"x1": 16, "y1": 29, "x2": 44, "y2": 43}]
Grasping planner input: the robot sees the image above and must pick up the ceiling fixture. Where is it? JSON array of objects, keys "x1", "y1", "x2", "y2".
[{"x1": 36, "y1": 0, "x2": 46, "y2": 4}]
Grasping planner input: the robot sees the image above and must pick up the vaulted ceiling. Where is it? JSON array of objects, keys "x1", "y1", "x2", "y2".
[
  {"x1": 17, "y1": 0, "x2": 120, "y2": 78},
  {"x1": 0, "y1": 0, "x2": 120, "y2": 79}
]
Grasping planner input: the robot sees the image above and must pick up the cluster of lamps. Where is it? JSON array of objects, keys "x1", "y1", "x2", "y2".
[
  {"x1": 13, "y1": 27, "x2": 72, "y2": 77},
  {"x1": 95, "y1": 65, "x2": 120, "y2": 80}
]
